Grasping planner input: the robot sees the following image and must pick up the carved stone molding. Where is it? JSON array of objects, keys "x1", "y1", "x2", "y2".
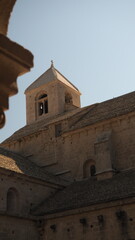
[
  {"x1": 0, "y1": 0, "x2": 16, "y2": 35},
  {"x1": 0, "y1": 0, "x2": 34, "y2": 128}
]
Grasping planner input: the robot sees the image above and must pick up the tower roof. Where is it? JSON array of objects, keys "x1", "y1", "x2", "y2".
[{"x1": 25, "y1": 63, "x2": 81, "y2": 94}]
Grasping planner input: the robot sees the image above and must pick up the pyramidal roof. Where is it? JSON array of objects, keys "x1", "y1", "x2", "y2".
[{"x1": 25, "y1": 62, "x2": 80, "y2": 94}]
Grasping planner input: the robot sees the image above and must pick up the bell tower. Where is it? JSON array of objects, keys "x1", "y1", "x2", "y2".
[{"x1": 25, "y1": 62, "x2": 81, "y2": 124}]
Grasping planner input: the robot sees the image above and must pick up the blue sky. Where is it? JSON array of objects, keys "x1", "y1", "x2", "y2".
[{"x1": 0, "y1": 0, "x2": 135, "y2": 142}]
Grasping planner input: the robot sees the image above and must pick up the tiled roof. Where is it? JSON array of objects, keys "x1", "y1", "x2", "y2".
[
  {"x1": 0, "y1": 147, "x2": 68, "y2": 186},
  {"x1": 2, "y1": 91, "x2": 135, "y2": 144},
  {"x1": 2, "y1": 107, "x2": 83, "y2": 144},
  {"x1": 32, "y1": 169, "x2": 135, "y2": 215},
  {"x1": 68, "y1": 91, "x2": 135, "y2": 131},
  {"x1": 25, "y1": 65, "x2": 80, "y2": 93}
]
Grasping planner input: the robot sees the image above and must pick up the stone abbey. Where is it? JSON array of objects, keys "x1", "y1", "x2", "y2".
[{"x1": 0, "y1": 63, "x2": 135, "y2": 239}]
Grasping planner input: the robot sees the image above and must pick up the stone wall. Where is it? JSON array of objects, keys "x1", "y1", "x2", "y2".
[
  {"x1": 5, "y1": 112, "x2": 135, "y2": 180},
  {"x1": 0, "y1": 169, "x2": 58, "y2": 217},
  {"x1": 43, "y1": 199, "x2": 135, "y2": 240},
  {"x1": 0, "y1": 215, "x2": 38, "y2": 240}
]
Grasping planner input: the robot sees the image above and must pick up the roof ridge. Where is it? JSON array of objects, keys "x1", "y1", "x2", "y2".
[
  {"x1": 25, "y1": 66, "x2": 56, "y2": 93},
  {"x1": 53, "y1": 67, "x2": 80, "y2": 93},
  {"x1": 25, "y1": 65, "x2": 80, "y2": 93}
]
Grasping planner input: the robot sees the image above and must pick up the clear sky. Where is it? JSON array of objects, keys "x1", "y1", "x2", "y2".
[{"x1": 0, "y1": 0, "x2": 135, "y2": 143}]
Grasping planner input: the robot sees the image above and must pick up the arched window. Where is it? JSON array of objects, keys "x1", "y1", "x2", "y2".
[
  {"x1": 7, "y1": 188, "x2": 19, "y2": 213},
  {"x1": 90, "y1": 165, "x2": 96, "y2": 176},
  {"x1": 36, "y1": 93, "x2": 48, "y2": 116},
  {"x1": 83, "y1": 160, "x2": 96, "y2": 178},
  {"x1": 65, "y1": 93, "x2": 72, "y2": 104}
]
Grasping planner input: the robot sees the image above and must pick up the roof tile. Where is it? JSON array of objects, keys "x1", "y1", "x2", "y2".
[
  {"x1": 32, "y1": 169, "x2": 135, "y2": 215},
  {"x1": 0, "y1": 147, "x2": 68, "y2": 186}
]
